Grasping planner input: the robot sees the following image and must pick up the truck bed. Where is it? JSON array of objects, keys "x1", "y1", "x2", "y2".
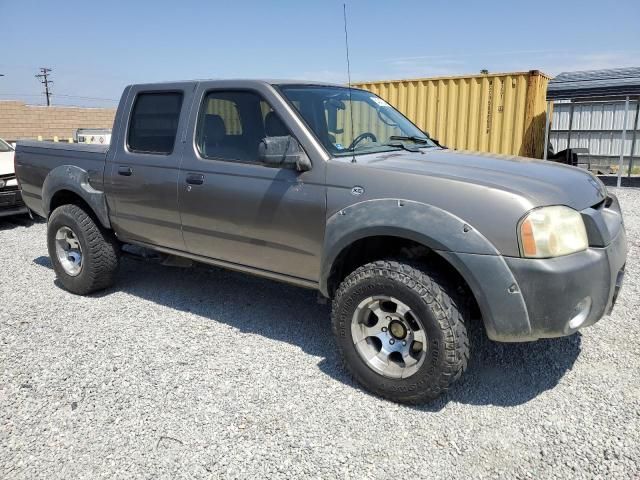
[{"x1": 15, "y1": 141, "x2": 109, "y2": 218}]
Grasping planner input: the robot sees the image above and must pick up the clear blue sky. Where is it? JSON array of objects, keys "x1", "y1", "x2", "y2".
[{"x1": 1, "y1": 0, "x2": 639, "y2": 107}]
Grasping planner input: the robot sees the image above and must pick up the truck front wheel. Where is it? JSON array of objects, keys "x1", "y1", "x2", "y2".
[
  {"x1": 47, "y1": 204, "x2": 120, "y2": 295},
  {"x1": 331, "y1": 259, "x2": 469, "y2": 403}
]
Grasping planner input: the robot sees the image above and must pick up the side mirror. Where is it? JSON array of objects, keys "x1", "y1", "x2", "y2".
[{"x1": 258, "y1": 135, "x2": 312, "y2": 172}]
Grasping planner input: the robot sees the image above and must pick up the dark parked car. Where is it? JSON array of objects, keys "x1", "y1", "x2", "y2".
[{"x1": 14, "y1": 80, "x2": 627, "y2": 403}]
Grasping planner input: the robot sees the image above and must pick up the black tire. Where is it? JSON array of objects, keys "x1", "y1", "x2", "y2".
[
  {"x1": 331, "y1": 259, "x2": 469, "y2": 404},
  {"x1": 47, "y1": 204, "x2": 120, "y2": 295}
]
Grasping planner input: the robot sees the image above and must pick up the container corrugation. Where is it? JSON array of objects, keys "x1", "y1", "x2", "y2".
[{"x1": 354, "y1": 71, "x2": 550, "y2": 158}]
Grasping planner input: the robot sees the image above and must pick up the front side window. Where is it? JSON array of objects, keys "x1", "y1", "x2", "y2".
[
  {"x1": 196, "y1": 90, "x2": 290, "y2": 163},
  {"x1": 0, "y1": 138, "x2": 13, "y2": 152},
  {"x1": 127, "y1": 92, "x2": 183, "y2": 154},
  {"x1": 278, "y1": 85, "x2": 437, "y2": 157}
]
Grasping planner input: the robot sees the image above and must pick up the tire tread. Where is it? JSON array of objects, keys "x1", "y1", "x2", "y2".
[
  {"x1": 48, "y1": 204, "x2": 120, "y2": 295},
  {"x1": 331, "y1": 259, "x2": 469, "y2": 403}
]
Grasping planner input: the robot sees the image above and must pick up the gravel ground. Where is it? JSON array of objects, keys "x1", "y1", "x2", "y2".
[{"x1": 1, "y1": 188, "x2": 639, "y2": 479}]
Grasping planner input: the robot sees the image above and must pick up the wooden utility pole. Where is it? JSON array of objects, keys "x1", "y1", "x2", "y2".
[{"x1": 35, "y1": 68, "x2": 53, "y2": 106}]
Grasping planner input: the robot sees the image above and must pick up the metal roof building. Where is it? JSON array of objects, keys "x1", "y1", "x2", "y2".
[{"x1": 544, "y1": 67, "x2": 640, "y2": 187}]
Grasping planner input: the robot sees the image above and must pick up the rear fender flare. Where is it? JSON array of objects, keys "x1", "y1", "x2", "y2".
[{"x1": 42, "y1": 165, "x2": 111, "y2": 228}]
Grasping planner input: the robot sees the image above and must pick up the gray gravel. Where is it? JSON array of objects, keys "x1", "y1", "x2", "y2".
[{"x1": 1, "y1": 188, "x2": 639, "y2": 479}]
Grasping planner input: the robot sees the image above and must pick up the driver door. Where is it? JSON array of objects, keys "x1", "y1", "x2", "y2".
[{"x1": 177, "y1": 85, "x2": 327, "y2": 282}]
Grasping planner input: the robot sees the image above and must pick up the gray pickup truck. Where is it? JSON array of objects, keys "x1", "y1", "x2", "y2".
[{"x1": 15, "y1": 80, "x2": 627, "y2": 403}]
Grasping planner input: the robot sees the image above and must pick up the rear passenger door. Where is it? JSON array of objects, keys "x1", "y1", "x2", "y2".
[
  {"x1": 106, "y1": 84, "x2": 193, "y2": 250},
  {"x1": 177, "y1": 83, "x2": 327, "y2": 282}
]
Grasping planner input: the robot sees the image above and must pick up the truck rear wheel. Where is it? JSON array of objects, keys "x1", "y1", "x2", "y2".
[
  {"x1": 47, "y1": 204, "x2": 120, "y2": 295},
  {"x1": 331, "y1": 259, "x2": 469, "y2": 403}
]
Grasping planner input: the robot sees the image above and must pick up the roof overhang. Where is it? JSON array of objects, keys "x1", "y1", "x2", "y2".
[{"x1": 547, "y1": 67, "x2": 640, "y2": 101}]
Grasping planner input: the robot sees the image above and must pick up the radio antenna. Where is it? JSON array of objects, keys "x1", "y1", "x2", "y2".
[{"x1": 343, "y1": 3, "x2": 356, "y2": 163}]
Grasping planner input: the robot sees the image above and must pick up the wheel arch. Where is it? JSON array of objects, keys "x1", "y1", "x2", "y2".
[
  {"x1": 324, "y1": 232, "x2": 481, "y2": 314},
  {"x1": 321, "y1": 199, "x2": 532, "y2": 342},
  {"x1": 320, "y1": 199, "x2": 498, "y2": 297},
  {"x1": 42, "y1": 165, "x2": 111, "y2": 229}
]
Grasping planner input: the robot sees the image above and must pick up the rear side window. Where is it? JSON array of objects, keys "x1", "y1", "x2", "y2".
[{"x1": 127, "y1": 92, "x2": 183, "y2": 154}]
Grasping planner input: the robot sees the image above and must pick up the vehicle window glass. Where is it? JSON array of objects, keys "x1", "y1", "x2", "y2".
[
  {"x1": 205, "y1": 98, "x2": 243, "y2": 135},
  {"x1": 127, "y1": 92, "x2": 183, "y2": 154},
  {"x1": 279, "y1": 85, "x2": 436, "y2": 157},
  {"x1": 260, "y1": 101, "x2": 272, "y2": 122},
  {"x1": 196, "y1": 91, "x2": 290, "y2": 163},
  {"x1": 260, "y1": 100, "x2": 290, "y2": 137},
  {"x1": 0, "y1": 139, "x2": 13, "y2": 152}
]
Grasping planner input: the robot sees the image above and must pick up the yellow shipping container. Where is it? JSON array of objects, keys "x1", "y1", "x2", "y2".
[{"x1": 355, "y1": 70, "x2": 550, "y2": 158}]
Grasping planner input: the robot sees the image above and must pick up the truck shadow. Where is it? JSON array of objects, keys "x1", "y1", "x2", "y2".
[
  {"x1": 0, "y1": 214, "x2": 42, "y2": 231},
  {"x1": 33, "y1": 254, "x2": 581, "y2": 409},
  {"x1": 417, "y1": 328, "x2": 582, "y2": 410}
]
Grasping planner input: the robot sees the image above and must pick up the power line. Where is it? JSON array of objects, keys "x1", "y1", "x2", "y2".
[
  {"x1": 0, "y1": 93, "x2": 48, "y2": 97},
  {"x1": 35, "y1": 67, "x2": 53, "y2": 106},
  {"x1": 54, "y1": 94, "x2": 118, "y2": 101},
  {"x1": 0, "y1": 92, "x2": 117, "y2": 101}
]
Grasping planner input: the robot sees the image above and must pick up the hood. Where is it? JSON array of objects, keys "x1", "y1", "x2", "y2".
[
  {"x1": 0, "y1": 151, "x2": 15, "y2": 176},
  {"x1": 358, "y1": 149, "x2": 607, "y2": 210}
]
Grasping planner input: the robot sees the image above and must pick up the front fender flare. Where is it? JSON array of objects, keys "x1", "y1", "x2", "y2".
[
  {"x1": 320, "y1": 199, "x2": 532, "y2": 341},
  {"x1": 42, "y1": 165, "x2": 111, "y2": 228},
  {"x1": 320, "y1": 199, "x2": 499, "y2": 294}
]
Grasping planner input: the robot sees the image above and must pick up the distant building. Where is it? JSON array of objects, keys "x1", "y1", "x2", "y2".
[
  {"x1": 0, "y1": 101, "x2": 115, "y2": 142},
  {"x1": 547, "y1": 67, "x2": 640, "y2": 174}
]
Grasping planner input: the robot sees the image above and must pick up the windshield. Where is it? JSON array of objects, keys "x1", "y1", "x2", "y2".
[
  {"x1": 278, "y1": 85, "x2": 437, "y2": 157},
  {"x1": 0, "y1": 139, "x2": 13, "y2": 153}
]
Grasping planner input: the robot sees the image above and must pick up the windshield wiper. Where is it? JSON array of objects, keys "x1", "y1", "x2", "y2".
[
  {"x1": 389, "y1": 135, "x2": 430, "y2": 144},
  {"x1": 382, "y1": 142, "x2": 421, "y2": 153}
]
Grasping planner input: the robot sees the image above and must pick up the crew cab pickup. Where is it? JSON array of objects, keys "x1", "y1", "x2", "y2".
[{"x1": 15, "y1": 80, "x2": 627, "y2": 403}]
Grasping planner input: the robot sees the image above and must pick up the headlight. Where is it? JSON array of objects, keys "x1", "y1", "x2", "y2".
[
  {"x1": 519, "y1": 206, "x2": 588, "y2": 258},
  {"x1": 0, "y1": 177, "x2": 18, "y2": 189}
]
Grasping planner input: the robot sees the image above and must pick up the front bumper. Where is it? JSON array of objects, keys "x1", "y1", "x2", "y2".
[
  {"x1": 439, "y1": 195, "x2": 627, "y2": 342},
  {"x1": 0, "y1": 189, "x2": 29, "y2": 217},
  {"x1": 504, "y1": 225, "x2": 626, "y2": 340}
]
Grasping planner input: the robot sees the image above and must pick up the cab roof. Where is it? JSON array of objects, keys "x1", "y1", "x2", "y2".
[{"x1": 127, "y1": 79, "x2": 346, "y2": 89}]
